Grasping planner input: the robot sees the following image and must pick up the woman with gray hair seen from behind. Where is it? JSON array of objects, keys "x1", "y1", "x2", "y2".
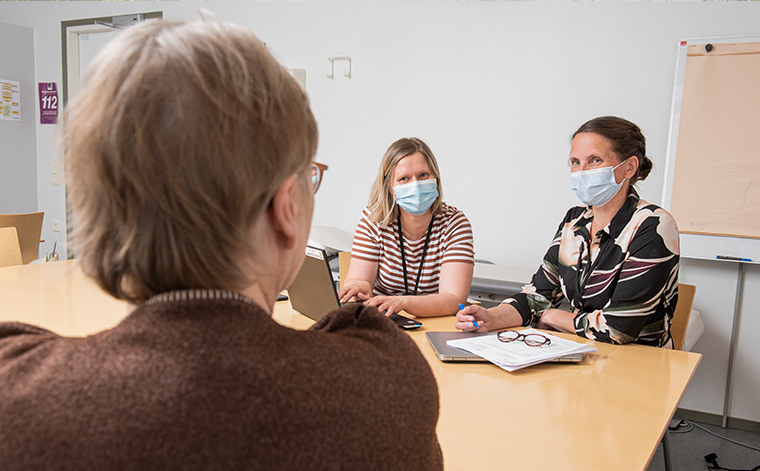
[{"x1": 0, "y1": 19, "x2": 442, "y2": 470}]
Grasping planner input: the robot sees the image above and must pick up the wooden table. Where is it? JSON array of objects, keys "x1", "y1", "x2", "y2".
[{"x1": 1, "y1": 260, "x2": 701, "y2": 470}]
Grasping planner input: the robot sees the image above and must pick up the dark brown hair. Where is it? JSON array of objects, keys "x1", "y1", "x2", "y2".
[{"x1": 573, "y1": 116, "x2": 653, "y2": 185}]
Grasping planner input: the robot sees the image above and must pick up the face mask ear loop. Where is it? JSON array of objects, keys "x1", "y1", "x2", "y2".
[
  {"x1": 614, "y1": 158, "x2": 631, "y2": 186},
  {"x1": 385, "y1": 169, "x2": 397, "y2": 214},
  {"x1": 389, "y1": 186, "x2": 398, "y2": 216},
  {"x1": 613, "y1": 157, "x2": 631, "y2": 172}
]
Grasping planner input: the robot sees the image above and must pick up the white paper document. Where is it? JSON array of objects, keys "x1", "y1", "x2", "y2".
[{"x1": 447, "y1": 329, "x2": 597, "y2": 372}]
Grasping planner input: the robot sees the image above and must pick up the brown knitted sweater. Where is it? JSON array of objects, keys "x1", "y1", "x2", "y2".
[{"x1": 0, "y1": 290, "x2": 442, "y2": 470}]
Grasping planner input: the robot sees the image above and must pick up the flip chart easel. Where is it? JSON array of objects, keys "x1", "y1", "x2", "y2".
[{"x1": 663, "y1": 35, "x2": 760, "y2": 428}]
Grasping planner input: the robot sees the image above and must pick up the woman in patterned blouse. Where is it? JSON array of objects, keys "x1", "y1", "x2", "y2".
[
  {"x1": 456, "y1": 116, "x2": 680, "y2": 347},
  {"x1": 337, "y1": 138, "x2": 475, "y2": 318}
]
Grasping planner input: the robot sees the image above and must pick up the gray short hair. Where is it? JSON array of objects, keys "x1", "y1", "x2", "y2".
[{"x1": 64, "y1": 19, "x2": 318, "y2": 303}]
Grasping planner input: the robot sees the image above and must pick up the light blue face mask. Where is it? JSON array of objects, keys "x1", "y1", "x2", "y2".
[
  {"x1": 570, "y1": 159, "x2": 628, "y2": 207},
  {"x1": 393, "y1": 179, "x2": 439, "y2": 216}
]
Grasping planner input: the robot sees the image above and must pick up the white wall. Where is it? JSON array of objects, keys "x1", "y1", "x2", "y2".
[
  {"x1": 1, "y1": 0, "x2": 759, "y2": 424},
  {"x1": 0, "y1": 22, "x2": 38, "y2": 216}
]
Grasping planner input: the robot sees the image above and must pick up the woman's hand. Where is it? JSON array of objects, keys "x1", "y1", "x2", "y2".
[
  {"x1": 454, "y1": 304, "x2": 491, "y2": 332},
  {"x1": 455, "y1": 303, "x2": 524, "y2": 332},
  {"x1": 362, "y1": 295, "x2": 408, "y2": 317},
  {"x1": 337, "y1": 281, "x2": 373, "y2": 304}
]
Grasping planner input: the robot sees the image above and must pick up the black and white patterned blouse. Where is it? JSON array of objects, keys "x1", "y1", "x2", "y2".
[{"x1": 506, "y1": 192, "x2": 680, "y2": 347}]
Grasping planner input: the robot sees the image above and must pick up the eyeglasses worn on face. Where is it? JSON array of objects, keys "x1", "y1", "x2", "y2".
[
  {"x1": 311, "y1": 162, "x2": 328, "y2": 194},
  {"x1": 497, "y1": 330, "x2": 551, "y2": 347}
]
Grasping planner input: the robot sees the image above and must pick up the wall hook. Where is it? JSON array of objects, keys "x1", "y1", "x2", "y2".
[{"x1": 327, "y1": 56, "x2": 352, "y2": 79}]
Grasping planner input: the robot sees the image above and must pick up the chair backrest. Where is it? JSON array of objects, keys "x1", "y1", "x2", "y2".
[
  {"x1": 0, "y1": 212, "x2": 44, "y2": 264},
  {"x1": 0, "y1": 227, "x2": 23, "y2": 267},
  {"x1": 671, "y1": 283, "x2": 697, "y2": 351},
  {"x1": 338, "y1": 251, "x2": 351, "y2": 289}
]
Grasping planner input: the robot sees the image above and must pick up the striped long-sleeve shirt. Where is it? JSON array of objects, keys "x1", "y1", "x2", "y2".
[
  {"x1": 351, "y1": 203, "x2": 475, "y2": 296},
  {"x1": 506, "y1": 193, "x2": 680, "y2": 347}
]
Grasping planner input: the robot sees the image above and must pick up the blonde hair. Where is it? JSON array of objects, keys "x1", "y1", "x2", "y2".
[
  {"x1": 64, "y1": 19, "x2": 317, "y2": 303},
  {"x1": 366, "y1": 138, "x2": 443, "y2": 226}
]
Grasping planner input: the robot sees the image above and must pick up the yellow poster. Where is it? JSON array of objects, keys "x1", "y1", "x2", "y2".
[{"x1": 0, "y1": 79, "x2": 21, "y2": 121}]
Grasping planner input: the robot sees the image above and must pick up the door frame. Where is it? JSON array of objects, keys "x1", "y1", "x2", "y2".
[{"x1": 60, "y1": 12, "x2": 162, "y2": 258}]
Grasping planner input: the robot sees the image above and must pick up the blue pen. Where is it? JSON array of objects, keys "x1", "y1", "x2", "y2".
[
  {"x1": 716, "y1": 255, "x2": 752, "y2": 262},
  {"x1": 459, "y1": 303, "x2": 479, "y2": 329}
]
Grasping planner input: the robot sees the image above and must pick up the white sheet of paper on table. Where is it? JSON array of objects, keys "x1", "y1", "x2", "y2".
[{"x1": 447, "y1": 328, "x2": 597, "y2": 372}]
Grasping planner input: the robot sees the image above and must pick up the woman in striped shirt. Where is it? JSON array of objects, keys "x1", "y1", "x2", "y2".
[
  {"x1": 456, "y1": 117, "x2": 680, "y2": 347},
  {"x1": 337, "y1": 138, "x2": 475, "y2": 318}
]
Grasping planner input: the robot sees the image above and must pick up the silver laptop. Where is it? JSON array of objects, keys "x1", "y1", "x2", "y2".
[
  {"x1": 425, "y1": 331, "x2": 584, "y2": 363},
  {"x1": 288, "y1": 246, "x2": 422, "y2": 329},
  {"x1": 287, "y1": 246, "x2": 341, "y2": 321}
]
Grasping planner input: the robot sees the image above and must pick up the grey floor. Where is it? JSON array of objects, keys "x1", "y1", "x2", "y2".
[{"x1": 647, "y1": 419, "x2": 760, "y2": 471}]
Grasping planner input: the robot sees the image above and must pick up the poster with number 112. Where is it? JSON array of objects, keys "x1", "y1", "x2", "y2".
[{"x1": 38, "y1": 82, "x2": 58, "y2": 125}]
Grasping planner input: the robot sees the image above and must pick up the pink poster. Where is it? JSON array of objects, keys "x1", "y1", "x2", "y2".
[{"x1": 38, "y1": 82, "x2": 58, "y2": 125}]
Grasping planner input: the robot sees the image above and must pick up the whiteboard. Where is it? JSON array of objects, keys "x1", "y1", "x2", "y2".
[{"x1": 662, "y1": 34, "x2": 760, "y2": 264}]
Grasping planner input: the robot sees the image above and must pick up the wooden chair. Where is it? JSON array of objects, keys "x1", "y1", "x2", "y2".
[
  {"x1": 0, "y1": 212, "x2": 44, "y2": 264},
  {"x1": 0, "y1": 227, "x2": 23, "y2": 267},
  {"x1": 661, "y1": 282, "x2": 698, "y2": 471},
  {"x1": 671, "y1": 283, "x2": 697, "y2": 351},
  {"x1": 338, "y1": 251, "x2": 352, "y2": 288}
]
